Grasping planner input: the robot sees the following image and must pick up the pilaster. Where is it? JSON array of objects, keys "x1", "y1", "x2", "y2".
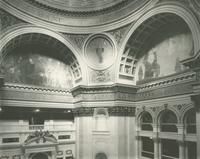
[{"x1": 191, "y1": 94, "x2": 200, "y2": 159}]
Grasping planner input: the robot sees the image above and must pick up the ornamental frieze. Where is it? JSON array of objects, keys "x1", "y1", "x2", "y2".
[
  {"x1": 136, "y1": 82, "x2": 193, "y2": 101},
  {"x1": 73, "y1": 106, "x2": 135, "y2": 117}
]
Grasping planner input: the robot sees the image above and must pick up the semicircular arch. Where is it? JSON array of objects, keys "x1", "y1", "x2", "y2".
[
  {"x1": 116, "y1": 3, "x2": 200, "y2": 82},
  {"x1": 0, "y1": 24, "x2": 87, "y2": 85}
]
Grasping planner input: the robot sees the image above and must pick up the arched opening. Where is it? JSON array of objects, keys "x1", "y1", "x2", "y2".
[
  {"x1": 160, "y1": 110, "x2": 178, "y2": 132},
  {"x1": 184, "y1": 108, "x2": 196, "y2": 134},
  {"x1": 140, "y1": 111, "x2": 153, "y2": 131},
  {"x1": 120, "y1": 13, "x2": 193, "y2": 83},
  {"x1": 95, "y1": 152, "x2": 107, "y2": 159},
  {"x1": 1, "y1": 33, "x2": 82, "y2": 89},
  {"x1": 32, "y1": 153, "x2": 48, "y2": 159}
]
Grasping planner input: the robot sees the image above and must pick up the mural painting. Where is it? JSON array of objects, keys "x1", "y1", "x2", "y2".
[
  {"x1": 136, "y1": 32, "x2": 193, "y2": 81},
  {"x1": 3, "y1": 53, "x2": 73, "y2": 89}
]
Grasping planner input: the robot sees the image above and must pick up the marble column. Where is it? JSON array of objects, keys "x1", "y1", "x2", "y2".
[
  {"x1": 153, "y1": 138, "x2": 160, "y2": 159},
  {"x1": 178, "y1": 140, "x2": 185, "y2": 159},
  {"x1": 135, "y1": 136, "x2": 141, "y2": 159}
]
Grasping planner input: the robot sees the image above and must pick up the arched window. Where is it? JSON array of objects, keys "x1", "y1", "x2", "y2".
[
  {"x1": 184, "y1": 108, "x2": 196, "y2": 134},
  {"x1": 140, "y1": 112, "x2": 153, "y2": 131},
  {"x1": 160, "y1": 110, "x2": 178, "y2": 132}
]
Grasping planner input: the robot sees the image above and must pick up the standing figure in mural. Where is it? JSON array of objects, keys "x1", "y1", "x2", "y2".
[{"x1": 143, "y1": 51, "x2": 160, "y2": 79}]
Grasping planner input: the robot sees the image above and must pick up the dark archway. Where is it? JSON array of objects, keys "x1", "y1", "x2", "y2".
[
  {"x1": 32, "y1": 153, "x2": 48, "y2": 159},
  {"x1": 95, "y1": 153, "x2": 107, "y2": 159}
]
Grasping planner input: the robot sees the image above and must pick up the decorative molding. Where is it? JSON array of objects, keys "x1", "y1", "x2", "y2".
[
  {"x1": 137, "y1": 71, "x2": 195, "y2": 91},
  {"x1": 24, "y1": 130, "x2": 57, "y2": 145},
  {"x1": 108, "y1": 106, "x2": 135, "y2": 116},
  {"x1": 73, "y1": 107, "x2": 94, "y2": 117},
  {"x1": 73, "y1": 106, "x2": 135, "y2": 117},
  {"x1": 93, "y1": 108, "x2": 109, "y2": 118},
  {"x1": 64, "y1": 34, "x2": 89, "y2": 50},
  {"x1": 109, "y1": 24, "x2": 132, "y2": 46},
  {"x1": 91, "y1": 70, "x2": 111, "y2": 83},
  {"x1": 136, "y1": 82, "x2": 193, "y2": 101},
  {"x1": 2, "y1": 83, "x2": 71, "y2": 94}
]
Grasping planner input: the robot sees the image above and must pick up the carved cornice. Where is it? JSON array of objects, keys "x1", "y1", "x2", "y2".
[
  {"x1": 137, "y1": 71, "x2": 195, "y2": 91},
  {"x1": 71, "y1": 84, "x2": 138, "y2": 96},
  {"x1": 136, "y1": 82, "x2": 193, "y2": 101},
  {"x1": 2, "y1": 83, "x2": 70, "y2": 94},
  {"x1": 73, "y1": 106, "x2": 135, "y2": 117}
]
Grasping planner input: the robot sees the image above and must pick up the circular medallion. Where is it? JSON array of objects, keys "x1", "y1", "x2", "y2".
[{"x1": 84, "y1": 35, "x2": 115, "y2": 70}]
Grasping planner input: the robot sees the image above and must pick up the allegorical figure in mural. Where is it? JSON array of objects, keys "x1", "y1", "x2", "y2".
[{"x1": 138, "y1": 51, "x2": 160, "y2": 80}]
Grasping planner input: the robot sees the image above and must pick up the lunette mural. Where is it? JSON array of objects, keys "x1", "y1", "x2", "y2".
[
  {"x1": 135, "y1": 32, "x2": 193, "y2": 81},
  {"x1": 3, "y1": 53, "x2": 73, "y2": 89}
]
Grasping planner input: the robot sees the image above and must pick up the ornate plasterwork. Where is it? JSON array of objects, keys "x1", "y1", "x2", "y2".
[
  {"x1": 136, "y1": 102, "x2": 194, "y2": 123},
  {"x1": 24, "y1": 130, "x2": 57, "y2": 145},
  {"x1": 90, "y1": 70, "x2": 112, "y2": 83},
  {"x1": 73, "y1": 106, "x2": 135, "y2": 117},
  {"x1": 0, "y1": 9, "x2": 26, "y2": 33},
  {"x1": 64, "y1": 34, "x2": 89, "y2": 50},
  {"x1": 109, "y1": 24, "x2": 132, "y2": 46}
]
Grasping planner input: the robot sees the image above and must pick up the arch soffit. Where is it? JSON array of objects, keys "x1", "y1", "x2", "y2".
[
  {"x1": 116, "y1": 3, "x2": 200, "y2": 80},
  {"x1": 180, "y1": 104, "x2": 195, "y2": 124},
  {"x1": 136, "y1": 109, "x2": 155, "y2": 123},
  {"x1": 156, "y1": 107, "x2": 179, "y2": 124},
  {"x1": 0, "y1": 25, "x2": 87, "y2": 84}
]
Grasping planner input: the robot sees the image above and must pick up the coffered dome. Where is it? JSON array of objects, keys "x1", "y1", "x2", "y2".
[{"x1": 1, "y1": 0, "x2": 155, "y2": 33}]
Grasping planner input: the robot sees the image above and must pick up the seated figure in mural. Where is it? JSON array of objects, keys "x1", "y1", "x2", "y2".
[{"x1": 143, "y1": 51, "x2": 160, "y2": 79}]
